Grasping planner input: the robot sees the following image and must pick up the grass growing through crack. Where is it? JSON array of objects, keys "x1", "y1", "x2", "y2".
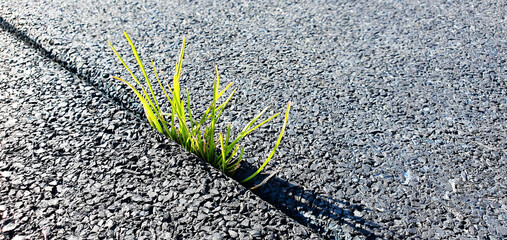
[{"x1": 108, "y1": 32, "x2": 290, "y2": 183}]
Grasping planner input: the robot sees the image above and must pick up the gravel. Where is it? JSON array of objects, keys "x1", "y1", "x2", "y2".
[
  {"x1": 0, "y1": 29, "x2": 316, "y2": 239},
  {"x1": 1, "y1": 0, "x2": 506, "y2": 239}
]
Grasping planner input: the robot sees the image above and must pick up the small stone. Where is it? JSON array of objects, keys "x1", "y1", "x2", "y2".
[
  {"x1": 0, "y1": 171, "x2": 12, "y2": 178},
  {"x1": 12, "y1": 236, "x2": 29, "y2": 240},
  {"x1": 210, "y1": 233, "x2": 223, "y2": 240},
  {"x1": 4, "y1": 118, "x2": 17, "y2": 128},
  {"x1": 209, "y1": 188, "x2": 220, "y2": 195},
  {"x1": 105, "y1": 219, "x2": 114, "y2": 228},
  {"x1": 147, "y1": 191, "x2": 157, "y2": 199},
  {"x1": 196, "y1": 213, "x2": 207, "y2": 221},
  {"x1": 353, "y1": 210, "x2": 364, "y2": 218},
  {"x1": 2, "y1": 222, "x2": 16, "y2": 232},
  {"x1": 249, "y1": 230, "x2": 261, "y2": 238},
  {"x1": 228, "y1": 230, "x2": 238, "y2": 238},
  {"x1": 240, "y1": 219, "x2": 250, "y2": 227},
  {"x1": 48, "y1": 198, "x2": 59, "y2": 206}
]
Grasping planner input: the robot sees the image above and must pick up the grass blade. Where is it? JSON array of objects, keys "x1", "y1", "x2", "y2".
[
  {"x1": 219, "y1": 133, "x2": 226, "y2": 173},
  {"x1": 225, "y1": 124, "x2": 231, "y2": 147},
  {"x1": 123, "y1": 32, "x2": 161, "y2": 114},
  {"x1": 151, "y1": 59, "x2": 171, "y2": 134},
  {"x1": 243, "y1": 112, "x2": 281, "y2": 136},
  {"x1": 113, "y1": 76, "x2": 163, "y2": 133},
  {"x1": 109, "y1": 32, "x2": 291, "y2": 184},
  {"x1": 240, "y1": 102, "x2": 291, "y2": 183},
  {"x1": 108, "y1": 40, "x2": 150, "y2": 101},
  {"x1": 186, "y1": 88, "x2": 194, "y2": 130}
]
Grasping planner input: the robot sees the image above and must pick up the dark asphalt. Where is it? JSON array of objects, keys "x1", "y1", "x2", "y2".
[{"x1": 1, "y1": 0, "x2": 506, "y2": 239}]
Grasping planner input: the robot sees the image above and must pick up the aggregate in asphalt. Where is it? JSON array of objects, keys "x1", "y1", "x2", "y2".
[
  {"x1": 1, "y1": 0, "x2": 506, "y2": 239},
  {"x1": 0, "y1": 28, "x2": 317, "y2": 239}
]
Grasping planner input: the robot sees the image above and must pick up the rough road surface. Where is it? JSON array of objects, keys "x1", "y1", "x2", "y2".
[
  {"x1": 0, "y1": 29, "x2": 315, "y2": 239},
  {"x1": 1, "y1": 0, "x2": 506, "y2": 239}
]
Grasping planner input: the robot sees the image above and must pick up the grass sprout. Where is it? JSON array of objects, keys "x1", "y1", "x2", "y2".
[{"x1": 108, "y1": 31, "x2": 290, "y2": 183}]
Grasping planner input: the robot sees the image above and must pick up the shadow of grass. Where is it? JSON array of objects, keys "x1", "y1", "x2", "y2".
[{"x1": 235, "y1": 162, "x2": 381, "y2": 239}]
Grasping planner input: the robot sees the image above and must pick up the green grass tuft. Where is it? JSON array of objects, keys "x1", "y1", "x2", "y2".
[{"x1": 108, "y1": 32, "x2": 290, "y2": 184}]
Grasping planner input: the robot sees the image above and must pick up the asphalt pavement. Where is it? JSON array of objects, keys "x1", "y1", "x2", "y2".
[{"x1": 1, "y1": 0, "x2": 506, "y2": 239}]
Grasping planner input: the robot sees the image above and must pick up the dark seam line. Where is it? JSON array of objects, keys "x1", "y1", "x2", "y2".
[{"x1": 0, "y1": 15, "x2": 377, "y2": 239}]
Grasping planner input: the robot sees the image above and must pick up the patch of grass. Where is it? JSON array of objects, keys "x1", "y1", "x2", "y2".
[{"x1": 108, "y1": 32, "x2": 290, "y2": 183}]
